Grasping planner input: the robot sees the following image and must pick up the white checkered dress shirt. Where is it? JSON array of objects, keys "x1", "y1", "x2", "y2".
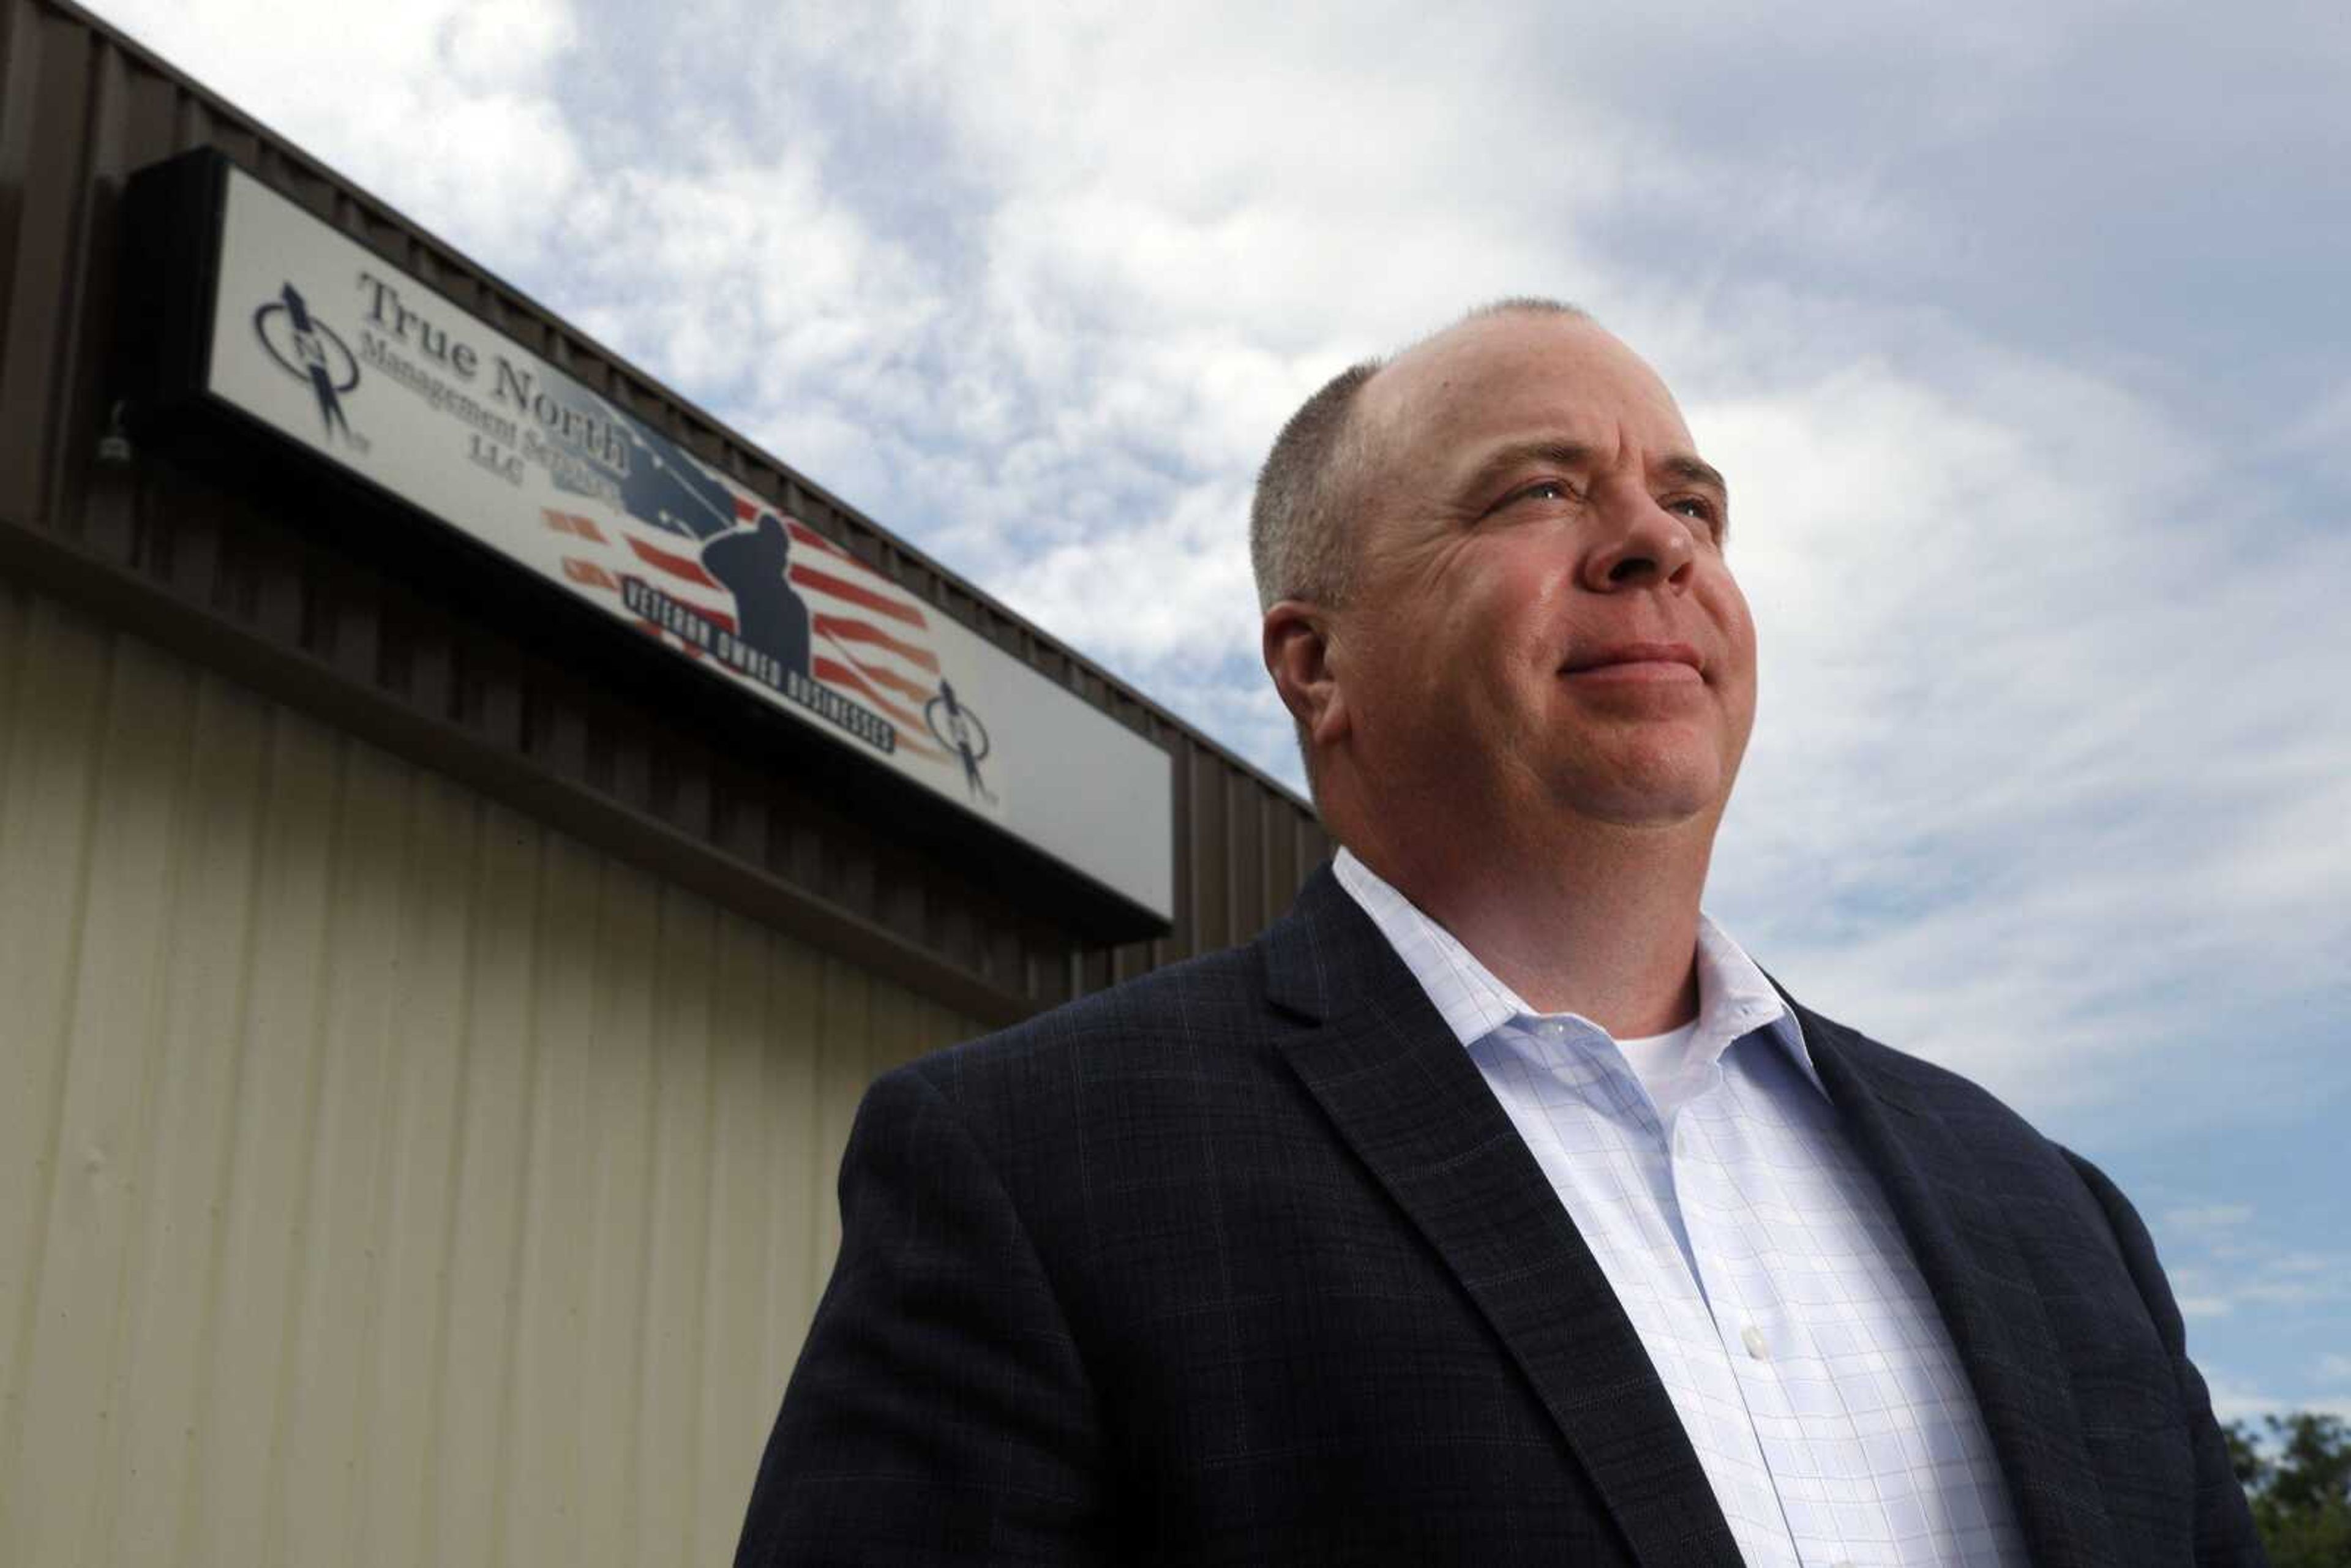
[{"x1": 1333, "y1": 850, "x2": 2025, "y2": 1568}]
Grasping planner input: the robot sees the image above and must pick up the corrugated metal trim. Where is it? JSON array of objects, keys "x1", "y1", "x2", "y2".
[{"x1": 0, "y1": 577, "x2": 982, "y2": 1567}]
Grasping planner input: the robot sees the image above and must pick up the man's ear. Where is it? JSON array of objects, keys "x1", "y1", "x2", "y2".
[{"x1": 1262, "y1": 599, "x2": 1349, "y2": 748}]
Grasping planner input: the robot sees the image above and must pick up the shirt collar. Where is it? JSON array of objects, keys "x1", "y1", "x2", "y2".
[{"x1": 1331, "y1": 847, "x2": 1824, "y2": 1097}]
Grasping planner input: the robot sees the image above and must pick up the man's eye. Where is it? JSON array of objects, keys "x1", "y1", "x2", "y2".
[
  {"x1": 1666, "y1": 496, "x2": 1723, "y2": 530},
  {"x1": 1516, "y1": 479, "x2": 1575, "y2": 504}
]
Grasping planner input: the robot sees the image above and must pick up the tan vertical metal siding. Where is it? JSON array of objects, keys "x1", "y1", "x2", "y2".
[{"x1": 0, "y1": 579, "x2": 981, "y2": 1567}]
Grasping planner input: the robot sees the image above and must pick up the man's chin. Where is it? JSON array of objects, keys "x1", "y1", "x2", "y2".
[{"x1": 1547, "y1": 756, "x2": 1730, "y2": 830}]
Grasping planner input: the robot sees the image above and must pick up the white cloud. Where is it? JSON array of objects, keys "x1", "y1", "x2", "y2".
[
  {"x1": 2159, "y1": 1207, "x2": 2348, "y2": 1346},
  {"x1": 2203, "y1": 1374, "x2": 2285, "y2": 1425},
  {"x1": 1681, "y1": 331, "x2": 2351, "y2": 1117},
  {"x1": 999, "y1": 481, "x2": 1258, "y2": 671},
  {"x1": 2282, "y1": 379, "x2": 2351, "y2": 492},
  {"x1": 2211, "y1": 1376, "x2": 2351, "y2": 1428},
  {"x1": 560, "y1": 154, "x2": 936, "y2": 395},
  {"x1": 92, "y1": 0, "x2": 585, "y2": 269},
  {"x1": 2170, "y1": 1216, "x2": 2350, "y2": 1420}
]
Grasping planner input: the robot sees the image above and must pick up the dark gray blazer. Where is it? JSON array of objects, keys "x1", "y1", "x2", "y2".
[{"x1": 737, "y1": 866, "x2": 2262, "y2": 1565}]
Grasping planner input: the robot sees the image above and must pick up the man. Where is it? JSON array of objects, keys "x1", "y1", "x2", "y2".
[{"x1": 736, "y1": 302, "x2": 2260, "y2": 1565}]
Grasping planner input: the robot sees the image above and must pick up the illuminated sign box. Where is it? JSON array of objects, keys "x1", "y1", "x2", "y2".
[{"x1": 120, "y1": 152, "x2": 1174, "y2": 936}]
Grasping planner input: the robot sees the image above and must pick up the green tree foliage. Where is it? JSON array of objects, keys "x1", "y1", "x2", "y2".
[{"x1": 2226, "y1": 1412, "x2": 2351, "y2": 1567}]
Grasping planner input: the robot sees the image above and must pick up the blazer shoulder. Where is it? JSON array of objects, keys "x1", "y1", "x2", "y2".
[
  {"x1": 898, "y1": 937, "x2": 1278, "y2": 1100},
  {"x1": 1794, "y1": 997, "x2": 2078, "y2": 1160},
  {"x1": 1793, "y1": 993, "x2": 2145, "y2": 1225}
]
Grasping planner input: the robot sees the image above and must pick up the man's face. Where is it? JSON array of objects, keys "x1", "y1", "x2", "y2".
[{"x1": 1319, "y1": 312, "x2": 1758, "y2": 837}]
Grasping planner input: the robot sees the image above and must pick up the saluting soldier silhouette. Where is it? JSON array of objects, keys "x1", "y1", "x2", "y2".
[{"x1": 699, "y1": 511, "x2": 811, "y2": 680}]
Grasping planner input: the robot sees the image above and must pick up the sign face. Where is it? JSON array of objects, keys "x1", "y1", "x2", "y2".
[{"x1": 200, "y1": 165, "x2": 1172, "y2": 923}]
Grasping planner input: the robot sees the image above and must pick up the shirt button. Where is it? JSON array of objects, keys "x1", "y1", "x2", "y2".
[{"x1": 1741, "y1": 1324, "x2": 1768, "y2": 1360}]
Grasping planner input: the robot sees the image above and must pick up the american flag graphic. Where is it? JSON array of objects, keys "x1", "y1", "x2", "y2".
[{"x1": 542, "y1": 498, "x2": 952, "y2": 765}]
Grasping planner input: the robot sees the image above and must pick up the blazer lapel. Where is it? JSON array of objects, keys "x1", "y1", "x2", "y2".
[
  {"x1": 1264, "y1": 869, "x2": 1744, "y2": 1568},
  {"x1": 1791, "y1": 999, "x2": 2121, "y2": 1568}
]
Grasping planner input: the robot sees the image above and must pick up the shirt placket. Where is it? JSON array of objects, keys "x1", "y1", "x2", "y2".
[
  {"x1": 1521, "y1": 1021, "x2": 1804, "y2": 1568},
  {"x1": 1674, "y1": 1071, "x2": 1878, "y2": 1568}
]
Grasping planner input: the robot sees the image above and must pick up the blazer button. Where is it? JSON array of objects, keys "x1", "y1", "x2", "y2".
[{"x1": 1741, "y1": 1323, "x2": 1768, "y2": 1360}]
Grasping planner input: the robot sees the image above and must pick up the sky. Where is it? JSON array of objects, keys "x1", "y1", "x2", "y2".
[{"x1": 87, "y1": 0, "x2": 2349, "y2": 1424}]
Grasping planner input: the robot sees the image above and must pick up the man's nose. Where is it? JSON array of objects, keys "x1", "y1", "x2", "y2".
[{"x1": 1578, "y1": 489, "x2": 1697, "y2": 594}]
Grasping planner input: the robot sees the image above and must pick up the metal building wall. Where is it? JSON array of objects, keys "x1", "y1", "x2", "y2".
[{"x1": 0, "y1": 578, "x2": 979, "y2": 1567}]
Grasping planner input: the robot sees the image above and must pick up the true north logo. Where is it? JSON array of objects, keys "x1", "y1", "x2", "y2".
[
  {"x1": 253, "y1": 282, "x2": 367, "y2": 451},
  {"x1": 926, "y1": 680, "x2": 995, "y2": 805}
]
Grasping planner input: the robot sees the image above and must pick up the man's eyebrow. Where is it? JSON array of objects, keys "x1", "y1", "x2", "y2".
[
  {"x1": 1657, "y1": 452, "x2": 1729, "y2": 499},
  {"x1": 1453, "y1": 440, "x2": 1600, "y2": 506},
  {"x1": 1454, "y1": 442, "x2": 1730, "y2": 509}
]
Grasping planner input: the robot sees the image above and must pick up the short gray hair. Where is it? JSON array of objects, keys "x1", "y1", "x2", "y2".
[
  {"x1": 1247, "y1": 298, "x2": 1591, "y2": 613},
  {"x1": 1248, "y1": 359, "x2": 1383, "y2": 611}
]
